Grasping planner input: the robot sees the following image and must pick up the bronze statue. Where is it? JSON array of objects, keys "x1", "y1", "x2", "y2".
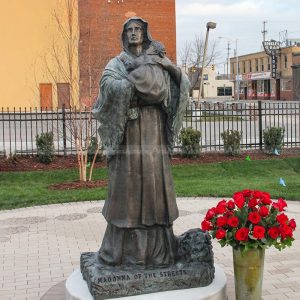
[
  {"x1": 81, "y1": 18, "x2": 215, "y2": 299},
  {"x1": 93, "y1": 17, "x2": 190, "y2": 267}
]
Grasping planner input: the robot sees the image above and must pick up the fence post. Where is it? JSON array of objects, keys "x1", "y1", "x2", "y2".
[
  {"x1": 258, "y1": 101, "x2": 263, "y2": 150},
  {"x1": 62, "y1": 104, "x2": 67, "y2": 156}
]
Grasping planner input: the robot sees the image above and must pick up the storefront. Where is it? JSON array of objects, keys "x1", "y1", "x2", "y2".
[{"x1": 237, "y1": 72, "x2": 277, "y2": 100}]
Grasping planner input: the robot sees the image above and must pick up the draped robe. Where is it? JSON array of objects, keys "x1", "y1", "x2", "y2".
[{"x1": 93, "y1": 49, "x2": 189, "y2": 266}]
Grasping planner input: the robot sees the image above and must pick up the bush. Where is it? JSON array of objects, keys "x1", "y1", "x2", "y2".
[
  {"x1": 36, "y1": 132, "x2": 55, "y2": 164},
  {"x1": 179, "y1": 127, "x2": 201, "y2": 158},
  {"x1": 221, "y1": 129, "x2": 242, "y2": 156},
  {"x1": 263, "y1": 126, "x2": 285, "y2": 154},
  {"x1": 87, "y1": 137, "x2": 103, "y2": 163}
]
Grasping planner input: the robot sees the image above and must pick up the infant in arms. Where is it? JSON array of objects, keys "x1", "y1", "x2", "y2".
[{"x1": 122, "y1": 41, "x2": 170, "y2": 103}]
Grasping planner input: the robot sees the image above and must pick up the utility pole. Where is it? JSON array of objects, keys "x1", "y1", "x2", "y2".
[
  {"x1": 226, "y1": 41, "x2": 230, "y2": 78},
  {"x1": 262, "y1": 21, "x2": 268, "y2": 42},
  {"x1": 279, "y1": 30, "x2": 288, "y2": 47},
  {"x1": 235, "y1": 40, "x2": 239, "y2": 101}
]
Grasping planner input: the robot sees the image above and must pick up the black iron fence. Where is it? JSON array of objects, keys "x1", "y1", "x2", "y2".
[{"x1": 1, "y1": 101, "x2": 299, "y2": 156}]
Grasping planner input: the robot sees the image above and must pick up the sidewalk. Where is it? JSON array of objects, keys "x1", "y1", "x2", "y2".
[{"x1": 0, "y1": 198, "x2": 299, "y2": 300}]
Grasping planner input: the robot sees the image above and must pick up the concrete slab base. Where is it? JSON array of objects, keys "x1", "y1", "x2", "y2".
[{"x1": 65, "y1": 264, "x2": 227, "y2": 300}]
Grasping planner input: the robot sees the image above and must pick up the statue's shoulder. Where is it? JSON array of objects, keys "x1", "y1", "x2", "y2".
[
  {"x1": 105, "y1": 56, "x2": 122, "y2": 69},
  {"x1": 102, "y1": 52, "x2": 128, "y2": 79}
]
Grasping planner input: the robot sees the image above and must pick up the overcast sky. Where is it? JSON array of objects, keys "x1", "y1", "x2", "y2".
[{"x1": 176, "y1": 0, "x2": 300, "y2": 71}]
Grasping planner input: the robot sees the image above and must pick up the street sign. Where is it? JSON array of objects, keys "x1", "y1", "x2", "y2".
[
  {"x1": 263, "y1": 40, "x2": 281, "y2": 56},
  {"x1": 262, "y1": 40, "x2": 281, "y2": 79},
  {"x1": 271, "y1": 54, "x2": 277, "y2": 79}
]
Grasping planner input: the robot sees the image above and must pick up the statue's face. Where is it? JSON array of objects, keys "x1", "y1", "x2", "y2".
[{"x1": 126, "y1": 21, "x2": 143, "y2": 46}]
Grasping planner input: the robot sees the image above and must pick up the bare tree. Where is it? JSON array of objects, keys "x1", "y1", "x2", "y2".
[
  {"x1": 178, "y1": 41, "x2": 192, "y2": 74},
  {"x1": 42, "y1": 0, "x2": 101, "y2": 182},
  {"x1": 179, "y1": 35, "x2": 220, "y2": 92}
]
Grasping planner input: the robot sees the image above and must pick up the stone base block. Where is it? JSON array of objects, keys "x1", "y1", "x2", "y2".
[
  {"x1": 66, "y1": 265, "x2": 227, "y2": 300},
  {"x1": 80, "y1": 229, "x2": 215, "y2": 299}
]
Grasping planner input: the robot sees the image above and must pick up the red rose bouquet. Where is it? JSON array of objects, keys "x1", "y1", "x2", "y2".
[{"x1": 201, "y1": 190, "x2": 296, "y2": 252}]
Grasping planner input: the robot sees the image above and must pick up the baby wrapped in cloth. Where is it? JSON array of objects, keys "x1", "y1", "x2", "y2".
[{"x1": 121, "y1": 41, "x2": 170, "y2": 106}]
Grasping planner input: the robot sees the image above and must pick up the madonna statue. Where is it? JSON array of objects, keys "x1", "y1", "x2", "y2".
[{"x1": 92, "y1": 17, "x2": 190, "y2": 267}]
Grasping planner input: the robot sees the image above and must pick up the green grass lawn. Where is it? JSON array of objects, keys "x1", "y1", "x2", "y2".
[{"x1": 0, "y1": 157, "x2": 299, "y2": 210}]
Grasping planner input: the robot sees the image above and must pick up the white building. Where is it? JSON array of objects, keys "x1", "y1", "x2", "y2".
[{"x1": 190, "y1": 66, "x2": 234, "y2": 99}]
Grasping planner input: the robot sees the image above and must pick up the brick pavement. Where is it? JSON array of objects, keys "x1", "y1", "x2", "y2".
[{"x1": 0, "y1": 198, "x2": 299, "y2": 300}]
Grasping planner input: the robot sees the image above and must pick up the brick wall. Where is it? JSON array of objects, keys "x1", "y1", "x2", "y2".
[
  {"x1": 78, "y1": 0, "x2": 176, "y2": 104},
  {"x1": 280, "y1": 91, "x2": 293, "y2": 101}
]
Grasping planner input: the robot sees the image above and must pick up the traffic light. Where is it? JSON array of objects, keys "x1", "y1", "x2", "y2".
[{"x1": 212, "y1": 64, "x2": 215, "y2": 71}]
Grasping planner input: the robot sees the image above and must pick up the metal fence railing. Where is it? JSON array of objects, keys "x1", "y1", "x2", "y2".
[{"x1": 1, "y1": 101, "x2": 299, "y2": 156}]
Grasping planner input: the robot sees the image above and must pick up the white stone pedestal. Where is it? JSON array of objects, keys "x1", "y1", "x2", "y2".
[{"x1": 65, "y1": 265, "x2": 227, "y2": 300}]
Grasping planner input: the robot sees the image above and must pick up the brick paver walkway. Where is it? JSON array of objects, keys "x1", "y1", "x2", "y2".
[{"x1": 0, "y1": 198, "x2": 299, "y2": 300}]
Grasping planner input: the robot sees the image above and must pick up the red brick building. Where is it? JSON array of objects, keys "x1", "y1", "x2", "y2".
[{"x1": 78, "y1": 0, "x2": 176, "y2": 104}]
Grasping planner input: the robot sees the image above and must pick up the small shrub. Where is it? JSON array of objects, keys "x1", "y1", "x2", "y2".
[
  {"x1": 36, "y1": 132, "x2": 55, "y2": 164},
  {"x1": 87, "y1": 137, "x2": 103, "y2": 163},
  {"x1": 179, "y1": 127, "x2": 201, "y2": 158},
  {"x1": 263, "y1": 126, "x2": 285, "y2": 154},
  {"x1": 221, "y1": 129, "x2": 242, "y2": 156}
]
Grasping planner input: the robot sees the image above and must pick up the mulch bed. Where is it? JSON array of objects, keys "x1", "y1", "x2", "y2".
[
  {"x1": 48, "y1": 179, "x2": 108, "y2": 190},
  {"x1": 1, "y1": 149, "x2": 300, "y2": 173},
  {"x1": 0, "y1": 156, "x2": 106, "y2": 172},
  {"x1": 1, "y1": 149, "x2": 299, "y2": 190}
]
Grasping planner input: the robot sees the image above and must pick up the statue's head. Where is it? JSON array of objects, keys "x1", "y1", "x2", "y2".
[{"x1": 122, "y1": 17, "x2": 152, "y2": 52}]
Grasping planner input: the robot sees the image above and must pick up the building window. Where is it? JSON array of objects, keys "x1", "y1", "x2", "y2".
[
  {"x1": 243, "y1": 61, "x2": 246, "y2": 73},
  {"x1": 231, "y1": 63, "x2": 235, "y2": 74},
  {"x1": 217, "y1": 87, "x2": 232, "y2": 96},
  {"x1": 284, "y1": 55, "x2": 288, "y2": 68},
  {"x1": 238, "y1": 62, "x2": 240, "y2": 74},
  {"x1": 255, "y1": 59, "x2": 259, "y2": 72},
  {"x1": 257, "y1": 80, "x2": 263, "y2": 93},
  {"x1": 261, "y1": 58, "x2": 264, "y2": 71},
  {"x1": 249, "y1": 60, "x2": 252, "y2": 72},
  {"x1": 267, "y1": 57, "x2": 270, "y2": 70},
  {"x1": 39, "y1": 83, "x2": 53, "y2": 109}
]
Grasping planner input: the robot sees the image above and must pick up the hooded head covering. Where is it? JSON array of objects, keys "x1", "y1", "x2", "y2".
[{"x1": 122, "y1": 17, "x2": 152, "y2": 52}]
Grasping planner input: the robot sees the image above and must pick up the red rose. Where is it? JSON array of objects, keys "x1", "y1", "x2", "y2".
[
  {"x1": 216, "y1": 216, "x2": 228, "y2": 227},
  {"x1": 248, "y1": 212, "x2": 261, "y2": 224},
  {"x1": 225, "y1": 210, "x2": 234, "y2": 218},
  {"x1": 215, "y1": 228, "x2": 226, "y2": 239},
  {"x1": 201, "y1": 220, "x2": 213, "y2": 231},
  {"x1": 258, "y1": 206, "x2": 269, "y2": 217},
  {"x1": 273, "y1": 198, "x2": 287, "y2": 212},
  {"x1": 227, "y1": 200, "x2": 235, "y2": 210},
  {"x1": 227, "y1": 216, "x2": 239, "y2": 227},
  {"x1": 233, "y1": 192, "x2": 245, "y2": 209},
  {"x1": 276, "y1": 213, "x2": 289, "y2": 225},
  {"x1": 253, "y1": 190, "x2": 263, "y2": 199},
  {"x1": 235, "y1": 228, "x2": 250, "y2": 241},
  {"x1": 205, "y1": 208, "x2": 216, "y2": 220},
  {"x1": 253, "y1": 226, "x2": 266, "y2": 239},
  {"x1": 268, "y1": 227, "x2": 280, "y2": 239},
  {"x1": 260, "y1": 192, "x2": 272, "y2": 205},
  {"x1": 289, "y1": 219, "x2": 297, "y2": 229},
  {"x1": 216, "y1": 200, "x2": 227, "y2": 214},
  {"x1": 280, "y1": 224, "x2": 293, "y2": 239},
  {"x1": 248, "y1": 198, "x2": 258, "y2": 208},
  {"x1": 242, "y1": 189, "x2": 252, "y2": 197}
]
